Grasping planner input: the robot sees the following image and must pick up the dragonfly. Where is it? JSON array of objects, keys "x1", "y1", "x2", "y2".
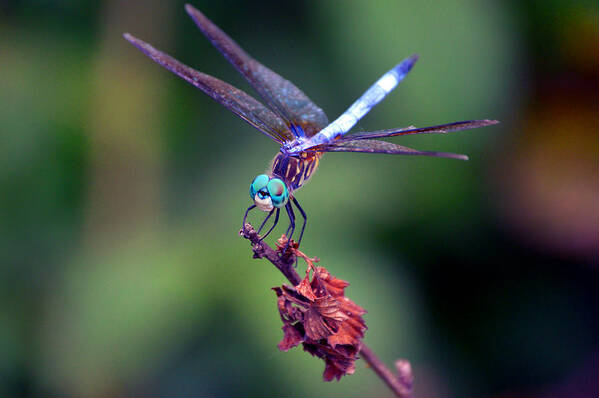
[{"x1": 124, "y1": 4, "x2": 498, "y2": 249}]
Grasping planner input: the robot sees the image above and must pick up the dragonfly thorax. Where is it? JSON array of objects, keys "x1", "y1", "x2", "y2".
[{"x1": 271, "y1": 151, "x2": 321, "y2": 192}]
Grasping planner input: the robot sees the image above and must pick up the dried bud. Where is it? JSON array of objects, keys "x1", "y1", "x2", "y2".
[{"x1": 273, "y1": 248, "x2": 367, "y2": 381}]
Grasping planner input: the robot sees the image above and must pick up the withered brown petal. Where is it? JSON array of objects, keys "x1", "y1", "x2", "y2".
[
  {"x1": 323, "y1": 357, "x2": 356, "y2": 381},
  {"x1": 273, "y1": 262, "x2": 367, "y2": 382},
  {"x1": 304, "y1": 342, "x2": 358, "y2": 381},
  {"x1": 328, "y1": 322, "x2": 364, "y2": 348},
  {"x1": 315, "y1": 296, "x2": 347, "y2": 322},
  {"x1": 278, "y1": 324, "x2": 303, "y2": 351},
  {"x1": 312, "y1": 267, "x2": 350, "y2": 298},
  {"x1": 296, "y1": 276, "x2": 317, "y2": 301},
  {"x1": 338, "y1": 296, "x2": 367, "y2": 316},
  {"x1": 304, "y1": 307, "x2": 336, "y2": 340}
]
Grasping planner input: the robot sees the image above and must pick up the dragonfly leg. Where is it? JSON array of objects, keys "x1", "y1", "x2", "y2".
[
  {"x1": 242, "y1": 204, "x2": 256, "y2": 230},
  {"x1": 259, "y1": 208, "x2": 280, "y2": 241},
  {"x1": 285, "y1": 210, "x2": 293, "y2": 237},
  {"x1": 284, "y1": 202, "x2": 296, "y2": 253},
  {"x1": 257, "y1": 209, "x2": 274, "y2": 235},
  {"x1": 291, "y1": 197, "x2": 307, "y2": 248}
]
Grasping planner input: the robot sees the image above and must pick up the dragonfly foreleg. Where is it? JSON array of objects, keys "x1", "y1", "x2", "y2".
[
  {"x1": 259, "y1": 208, "x2": 280, "y2": 241},
  {"x1": 284, "y1": 202, "x2": 296, "y2": 253},
  {"x1": 291, "y1": 197, "x2": 307, "y2": 248},
  {"x1": 257, "y1": 209, "x2": 275, "y2": 235},
  {"x1": 242, "y1": 204, "x2": 257, "y2": 230}
]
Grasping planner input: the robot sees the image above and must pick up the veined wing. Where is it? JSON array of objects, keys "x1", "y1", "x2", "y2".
[
  {"x1": 313, "y1": 139, "x2": 469, "y2": 160},
  {"x1": 124, "y1": 33, "x2": 289, "y2": 144},
  {"x1": 185, "y1": 5, "x2": 329, "y2": 138},
  {"x1": 337, "y1": 119, "x2": 499, "y2": 142}
]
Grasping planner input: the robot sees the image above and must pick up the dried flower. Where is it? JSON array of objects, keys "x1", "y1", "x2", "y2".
[{"x1": 273, "y1": 246, "x2": 367, "y2": 381}]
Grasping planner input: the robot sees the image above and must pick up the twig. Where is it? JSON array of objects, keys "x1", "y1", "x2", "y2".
[
  {"x1": 240, "y1": 223, "x2": 414, "y2": 398},
  {"x1": 360, "y1": 345, "x2": 413, "y2": 398}
]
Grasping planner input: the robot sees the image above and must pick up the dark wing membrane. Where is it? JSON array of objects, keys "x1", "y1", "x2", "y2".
[
  {"x1": 315, "y1": 139, "x2": 469, "y2": 160},
  {"x1": 338, "y1": 120, "x2": 499, "y2": 142},
  {"x1": 124, "y1": 33, "x2": 290, "y2": 143},
  {"x1": 185, "y1": 5, "x2": 329, "y2": 137}
]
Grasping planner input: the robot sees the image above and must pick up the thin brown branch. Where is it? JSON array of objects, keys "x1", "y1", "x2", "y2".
[
  {"x1": 360, "y1": 345, "x2": 413, "y2": 398},
  {"x1": 240, "y1": 223, "x2": 414, "y2": 398}
]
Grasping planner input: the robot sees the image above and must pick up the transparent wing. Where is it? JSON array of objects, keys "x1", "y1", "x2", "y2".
[
  {"x1": 337, "y1": 119, "x2": 499, "y2": 142},
  {"x1": 124, "y1": 33, "x2": 290, "y2": 144},
  {"x1": 185, "y1": 5, "x2": 329, "y2": 138},
  {"x1": 313, "y1": 139, "x2": 469, "y2": 160}
]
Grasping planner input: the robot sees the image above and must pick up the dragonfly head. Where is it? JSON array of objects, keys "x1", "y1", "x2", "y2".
[{"x1": 249, "y1": 174, "x2": 289, "y2": 211}]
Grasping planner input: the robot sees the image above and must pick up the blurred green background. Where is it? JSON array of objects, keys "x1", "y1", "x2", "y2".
[{"x1": 2, "y1": 0, "x2": 599, "y2": 397}]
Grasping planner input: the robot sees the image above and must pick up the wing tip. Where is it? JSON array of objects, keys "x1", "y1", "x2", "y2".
[
  {"x1": 483, "y1": 119, "x2": 500, "y2": 126},
  {"x1": 123, "y1": 32, "x2": 147, "y2": 50},
  {"x1": 123, "y1": 32, "x2": 134, "y2": 42},
  {"x1": 185, "y1": 3, "x2": 206, "y2": 24},
  {"x1": 185, "y1": 3, "x2": 198, "y2": 16},
  {"x1": 434, "y1": 151, "x2": 469, "y2": 161},
  {"x1": 441, "y1": 152, "x2": 469, "y2": 161}
]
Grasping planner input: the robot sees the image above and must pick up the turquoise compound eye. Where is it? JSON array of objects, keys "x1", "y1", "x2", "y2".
[
  {"x1": 250, "y1": 174, "x2": 270, "y2": 199},
  {"x1": 267, "y1": 178, "x2": 289, "y2": 208}
]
